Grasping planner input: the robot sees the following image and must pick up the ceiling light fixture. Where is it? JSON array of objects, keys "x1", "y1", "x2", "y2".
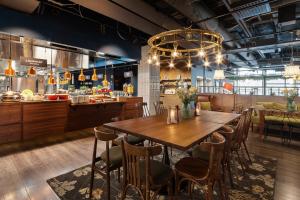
[
  {"x1": 78, "y1": 51, "x2": 86, "y2": 82},
  {"x1": 148, "y1": 27, "x2": 223, "y2": 69},
  {"x1": 4, "y1": 35, "x2": 16, "y2": 77}
]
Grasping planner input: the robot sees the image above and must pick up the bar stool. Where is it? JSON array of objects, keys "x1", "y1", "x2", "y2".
[{"x1": 90, "y1": 127, "x2": 122, "y2": 200}]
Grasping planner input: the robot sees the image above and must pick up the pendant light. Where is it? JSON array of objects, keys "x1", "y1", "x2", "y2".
[
  {"x1": 27, "y1": 44, "x2": 36, "y2": 76},
  {"x1": 48, "y1": 48, "x2": 55, "y2": 85},
  {"x1": 78, "y1": 51, "x2": 85, "y2": 82},
  {"x1": 64, "y1": 70, "x2": 71, "y2": 81},
  {"x1": 4, "y1": 35, "x2": 16, "y2": 77},
  {"x1": 91, "y1": 58, "x2": 98, "y2": 81},
  {"x1": 214, "y1": 69, "x2": 225, "y2": 80},
  {"x1": 284, "y1": 45, "x2": 300, "y2": 78},
  {"x1": 102, "y1": 58, "x2": 109, "y2": 88}
]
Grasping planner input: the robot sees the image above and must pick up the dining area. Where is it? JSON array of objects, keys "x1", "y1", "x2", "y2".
[{"x1": 45, "y1": 101, "x2": 276, "y2": 200}]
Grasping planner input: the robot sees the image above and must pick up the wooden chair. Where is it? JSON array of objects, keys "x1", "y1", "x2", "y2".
[
  {"x1": 231, "y1": 110, "x2": 248, "y2": 174},
  {"x1": 121, "y1": 138, "x2": 174, "y2": 200},
  {"x1": 153, "y1": 101, "x2": 166, "y2": 115},
  {"x1": 90, "y1": 127, "x2": 122, "y2": 200},
  {"x1": 191, "y1": 126, "x2": 235, "y2": 188},
  {"x1": 142, "y1": 102, "x2": 151, "y2": 117},
  {"x1": 114, "y1": 102, "x2": 145, "y2": 146},
  {"x1": 242, "y1": 108, "x2": 254, "y2": 163},
  {"x1": 175, "y1": 132, "x2": 226, "y2": 200}
]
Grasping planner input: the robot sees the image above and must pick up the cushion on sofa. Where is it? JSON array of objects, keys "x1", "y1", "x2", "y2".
[{"x1": 200, "y1": 102, "x2": 212, "y2": 111}]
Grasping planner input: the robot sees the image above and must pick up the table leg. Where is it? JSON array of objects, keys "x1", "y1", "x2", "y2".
[{"x1": 162, "y1": 145, "x2": 170, "y2": 166}]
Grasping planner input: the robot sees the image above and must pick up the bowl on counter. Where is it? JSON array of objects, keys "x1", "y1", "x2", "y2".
[
  {"x1": 46, "y1": 94, "x2": 58, "y2": 101},
  {"x1": 57, "y1": 94, "x2": 69, "y2": 100}
]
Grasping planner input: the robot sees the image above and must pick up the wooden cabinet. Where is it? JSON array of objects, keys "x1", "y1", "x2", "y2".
[
  {"x1": 119, "y1": 97, "x2": 143, "y2": 119},
  {"x1": 22, "y1": 102, "x2": 68, "y2": 140},
  {"x1": 0, "y1": 103, "x2": 22, "y2": 144}
]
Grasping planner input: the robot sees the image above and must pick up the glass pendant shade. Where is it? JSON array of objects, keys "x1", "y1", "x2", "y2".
[
  {"x1": 284, "y1": 64, "x2": 300, "y2": 77},
  {"x1": 102, "y1": 74, "x2": 109, "y2": 88},
  {"x1": 64, "y1": 70, "x2": 71, "y2": 81},
  {"x1": 27, "y1": 66, "x2": 36, "y2": 76},
  {"x1": 214, "y1": 69, "x2": 225, "y2": 80},
  {"x1": 78, "y1": 69, "x2": 85, "y2": 81},
  {"x1": 48, "y1": 72, "x2": 55, "y2": 85},
  {"x1": 4, "y1": 60, "x2": 15, "y2": 77},
  {"x1": 91, "y1": 68, "x2": 98, "y2": 81}
]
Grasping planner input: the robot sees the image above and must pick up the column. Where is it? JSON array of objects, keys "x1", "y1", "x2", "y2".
[{"x1": 138, "y1": 46, "x2": 160, "y2": 115}]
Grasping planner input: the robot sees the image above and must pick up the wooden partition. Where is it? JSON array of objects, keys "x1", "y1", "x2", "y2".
[{"x1": 202, "y1": 93, "x2": 300, "y2": 111}]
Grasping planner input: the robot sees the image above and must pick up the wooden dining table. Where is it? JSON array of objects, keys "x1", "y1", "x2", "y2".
[{"x1": 104, "y1": 110, "x2": 240, "y2": 165}]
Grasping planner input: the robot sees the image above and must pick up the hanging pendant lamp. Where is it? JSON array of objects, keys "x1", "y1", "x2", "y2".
[
  {"x1": 27, "y1": 66, "x2": 36, "y2": 76},
  {"x1": 78, "y1": 51, "x2": 85, "y2": 81},
  {"x1": 48, "y1": 48, "x2": 55, "y2": 85},
  {"x1": 91, "y1": 58, "x2": 98, "y2": 81},
  {"x1": 64, "y1": 70, "x2": 71, "y2": 81},
  {"x1": 27, "y1": 43, "x2": 36, "y2": 77},
  {"x1": 4, "y1": 35, "x2": 16, "y2": 77},
  {"x1": 102, "y1": 59, "x2": 109, "y2": 87}
]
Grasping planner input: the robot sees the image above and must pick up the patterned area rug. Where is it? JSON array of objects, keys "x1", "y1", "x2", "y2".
[{"x1": 47, "y1": 151, "x2": 277, "y2": 200}]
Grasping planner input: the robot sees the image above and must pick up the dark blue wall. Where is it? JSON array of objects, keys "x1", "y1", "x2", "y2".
[{"x1": 0, "y1": 6, "x2": 141, "y2": 59}]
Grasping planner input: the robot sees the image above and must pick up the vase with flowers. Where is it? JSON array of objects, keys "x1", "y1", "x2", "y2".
[
  {"x1": 176, "y1": 87, "x2": 197, "y2": 119},
  {"x1": 283, "y1": 88, "x2": 298, "y2": 112}
]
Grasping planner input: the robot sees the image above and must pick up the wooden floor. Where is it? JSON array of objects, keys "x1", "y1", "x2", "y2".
[{"x1": 0, "y1": 129, "x2": 299, "y2": 200}]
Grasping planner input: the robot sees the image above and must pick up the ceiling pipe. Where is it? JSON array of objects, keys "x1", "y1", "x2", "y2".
[
  {"x1": 162, "y1": 0, "x2": 258, "y2": 67},
  {"x1": 222, "y1": 0, "x2": 266, "y2": 59},
  {"x1": 226, "y1": 40, "x2": 300, "y2": 54}
]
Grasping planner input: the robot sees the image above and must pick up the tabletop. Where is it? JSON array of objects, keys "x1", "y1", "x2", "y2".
[{"x1": 104, "y1": 111, "x2": 240, "y2": 150}]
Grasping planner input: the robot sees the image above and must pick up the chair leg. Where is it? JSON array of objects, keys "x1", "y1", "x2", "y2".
[
  {"x1": 235, "y1": 150, "x2": 245, "y2": 174},
  {"x1": 205, "y1": 182, "x2": 213, "y2": 200},
  {"x1": 226, "y1": 160, "x2": 234, "y2": 188},
  {"x1": 89, "y1": 137, "x2": 97, "y2": 199},
  {"x1": 167, "y1": 180, "x2": 173, "y2": 200},
  {"x1": 174, "y1": 171, "x2": 179, "y2": 199},
  {"x1": 217, "y1": 179, "x2": 226, "y2": 200},
  {"x1": 117, "y1": 167, "x2": 121, "y2": 183},
  {"x1": 242, "y1": 140, "x2": 252, "y2": 164},
  {"x1": 106, "y1": 170, "x2": 111, "y2": 200}
]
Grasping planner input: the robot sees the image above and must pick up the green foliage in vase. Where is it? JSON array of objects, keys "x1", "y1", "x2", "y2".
[{"x1": 176, "y1": 87, "x2": 197, "y2": 105}]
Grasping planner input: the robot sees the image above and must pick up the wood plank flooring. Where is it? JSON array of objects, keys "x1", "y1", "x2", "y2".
[{"x1": 0, "y1": 129, "x2": 299, "y2": 200}]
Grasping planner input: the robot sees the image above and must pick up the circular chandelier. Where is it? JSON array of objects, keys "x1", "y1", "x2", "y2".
[{"x1": 147, "y1": 27, "x2": 223, "y2": 67}]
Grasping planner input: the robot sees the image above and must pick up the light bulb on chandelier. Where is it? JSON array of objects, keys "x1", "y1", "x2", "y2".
[
  {"x1": 198, "y1": 48, "x2": 205, "y2": 57},
  {"x1": 147, "y1": 57, "x2": 152, "y2": 64},
  {"x1": 155, "y1": 60, "x2": 160, "y2": 66},
  {"x1": 169, "y1": 60, "x2": 174, "y2": 68},
  {"x1": 216, "y1": 53, "x2": 223, "y2": 64},
  {"x1": 204, "y1": 59, "x2": 209, "y2": 67}
]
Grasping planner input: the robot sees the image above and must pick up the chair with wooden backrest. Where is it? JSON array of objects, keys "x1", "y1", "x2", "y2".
[
  {"x1": 175, "y1": 132, "x2": 226, "y2": 200},
  {"x1": 114, "y1": 102, "x2": 145, "y2": 146},
  {"x1": 142, "y1": 102, "x2": 151, "y2": 117},
  {"x1": 153, "y1": 101, "x2": 166, "y2": 115},
  {"x1": 191, "y1": 126, "x2": 235, "y2": 188},
  {"x1": 242, "y1": 108, "x2": 254, "y2": 163},
  {"x1": 90, "y1": 127, "x2": 122, "y2": 200},
  {"x1": 121, "y1": 138, "x2": 174, "y2": 200},
  {"x1": 231, "y1": 110, "x2": 248, "y2": 174}
]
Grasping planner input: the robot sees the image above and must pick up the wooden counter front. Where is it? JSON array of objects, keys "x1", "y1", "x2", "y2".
[
  {"x1": 22, "y1": 101, "x2": 68, "y2": 140},
  {"x1": 0, "y1": 103, "x2": 22, "y2": 143},
  {"x1": 0, "y1": 97, "x2": 142, "y2": 144},
  {"x1": 66, "y1": 102, "x2": 124, "y2": 131}
]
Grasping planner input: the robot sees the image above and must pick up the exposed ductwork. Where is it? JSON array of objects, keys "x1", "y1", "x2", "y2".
[
  {"x1": 225, "y1": 40, "x2": 300, "y2": 54},
  {"x1": 162, "y1": 0, "x2": 258, "y2": 67}
]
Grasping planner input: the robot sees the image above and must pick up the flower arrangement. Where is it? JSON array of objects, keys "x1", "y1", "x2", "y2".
[
  {"x1": 176, "y1": 86, "x2": 197, "y2": 105},
  {"x1": 282, "y1": 88, "x2": 298, "y2": 100},
  {"x1": 282, "y1": 88, "x2": 298, "y2": 112}
]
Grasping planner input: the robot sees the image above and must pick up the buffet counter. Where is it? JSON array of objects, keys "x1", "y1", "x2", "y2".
[{"x1": 0, "y1": 96, "x2": 143, "y2": 144}]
